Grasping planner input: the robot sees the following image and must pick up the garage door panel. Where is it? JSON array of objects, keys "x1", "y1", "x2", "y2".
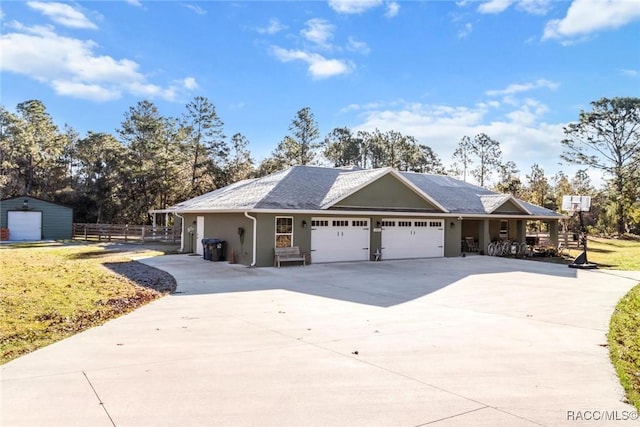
[
  {"x1": 311, "y1": 217, "x2": 370, "y2": 263},
  {"x1": 381, "y1": 218, "x2": 443, "y2": 259},
  {"x1": 7, "y1": 211, "x2": 42, "y2": 241}
]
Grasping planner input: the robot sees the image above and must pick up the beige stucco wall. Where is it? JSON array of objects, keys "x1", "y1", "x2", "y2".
[
  {"x1": 180, "y1": 213, "x2": 255, "y2": 265},
  {"x1": 254, "y1": 213, "x2": 312, "y2": 267},
  {"x1": 494, "y1": 200, "x2": 524, "y2": 213},
  {"x1": 334, "y1": 174, "x2": 437, "y2": 210},
  {"x1": 180, "y1": 211, "x2": 560, "y2": 266},
  {"x1": 444, "y1": 218, "x2": 462, "y2": 257}
]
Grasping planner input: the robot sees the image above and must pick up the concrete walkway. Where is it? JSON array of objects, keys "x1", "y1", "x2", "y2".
[{"x1": 2, "y1": 256, "x2": 639, "y2": 426}]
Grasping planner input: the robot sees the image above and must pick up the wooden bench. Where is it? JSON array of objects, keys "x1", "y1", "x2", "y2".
[{"x1": 274, "y1": 246, "x2": 306, "y2": 268}]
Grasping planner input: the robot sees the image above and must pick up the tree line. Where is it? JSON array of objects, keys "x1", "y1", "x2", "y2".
[{"x1": 1, "y1": 97, "x2": 638, "y2": 235}]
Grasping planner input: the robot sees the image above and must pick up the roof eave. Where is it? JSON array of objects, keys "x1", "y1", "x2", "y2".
[{"x1": 170, "y1": 207, "x2": 563, "y2": 220}]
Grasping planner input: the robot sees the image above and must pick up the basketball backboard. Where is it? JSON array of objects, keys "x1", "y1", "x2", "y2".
[{"x1": 561, "y1": 195, "x2": 591, "y2": 213}]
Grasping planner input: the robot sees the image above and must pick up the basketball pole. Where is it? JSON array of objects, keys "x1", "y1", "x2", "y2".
[{"x1": 569, "y1": 208, "x2": 597, "y2": 269}]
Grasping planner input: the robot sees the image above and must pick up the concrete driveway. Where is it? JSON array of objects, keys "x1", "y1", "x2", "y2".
[{"x1": 2, "y1": 255, "x2": 639, "y2": 427}]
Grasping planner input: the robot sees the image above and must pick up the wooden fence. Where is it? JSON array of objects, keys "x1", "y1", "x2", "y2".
[
  {"x1": 525, "y1": 232, "x2": 581, "y2": 249},
  {"x1": 73, "y1": 223, "x2": 181, "y2": 243}
]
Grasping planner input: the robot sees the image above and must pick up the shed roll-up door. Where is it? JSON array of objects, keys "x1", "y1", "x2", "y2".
[{"x1": 7, "y1": 211, "x2": 42, "y2": 241}]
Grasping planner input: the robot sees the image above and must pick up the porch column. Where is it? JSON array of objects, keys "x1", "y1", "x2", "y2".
[
  {"x1": 478, "y1": 220, "x2": 491, "y2": 254},
  {"x1": 548, "y1": 221, "x2": 559, "y2": 247},
  {"x1": 516, "y1": 220, "x2": 526, "y2": 243}
]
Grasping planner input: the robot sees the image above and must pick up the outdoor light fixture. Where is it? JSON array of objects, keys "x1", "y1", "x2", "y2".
[
  {"x1": 376, "y1": 221, "x2": 381, "y2": 228},
  {"x1": 22, "y1": 199, "x2": 29, "y2": 210},
  {"x1": 450, "y1": 221, "x2": 455, "y2": 229},
  {"x1": 301, "y1": 220, "x2": 307, "y2": 228}
]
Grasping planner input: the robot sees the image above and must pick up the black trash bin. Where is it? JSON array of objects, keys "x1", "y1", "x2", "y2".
[
  {"x1": 210, "y1": 239, "x2": 226, "y2": 261},
  {"x1": 201, "y1": 238, "x2": 213, "y2": 261}
]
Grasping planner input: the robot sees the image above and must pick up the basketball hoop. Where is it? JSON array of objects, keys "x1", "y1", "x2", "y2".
[
  {"x1": 567, "y1": 202, "x2": 581, "y2": 218},
  {"x1": 561, "y1": 194, "x2": 597, "y2": 269},
  {"x1": 561, "y1": 195, "x2": 591, "y2": 214}
]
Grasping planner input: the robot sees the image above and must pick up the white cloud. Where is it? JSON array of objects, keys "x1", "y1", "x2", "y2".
[
  {"x1": 346, "y1": 37, "x2": 371, "y2": 55},
  {"x1": 543, "y1": 0, "x2": 640, "y2": 41},
  {"x1": 477, "y1": 0, "x2": 513, "y2": 14},
  {"x1": 485, "y1": 79, "x2": 559, "y2": 96},
  {"x1": 385, "y1": 2, "x2": 400, "y2": 18},
  {"x1": 346, "y1": 98, "x2": 576, "y2": 186},
  {"x1": 301, "y1": 18, "x2": 334, "y2": 49},
  {"x1": 229, "y1": 101, "x2": 245, "y2": 110},
  {"x1": 619, "y1": 69, "x2": 639, "y2": 78},
  {"x1": 27, "y1": 1, "x2": 97, "y2": 29},
  {"x1": 52, "y1": 80, "x2": 119, "y2": 101},
  {"x1": 125, "y1": 0, "x2": 143, "y2": 6},
  {"x1": 257, "y1": 18, "x2": 286, "y2": 35},
  {"x1": 328, "y1": 0, "x2": 383, "y2": 14},
  {"x1": 0, "y1": 23, "x2": 195, "y2": 102},
  {"x1": 271, "y1": 46, "x2": 353, "y2": 79},
  {"x1": 477, "y1": 0, "x2": 550, "y2": 15},
  {"x1": 308, "y1": 57, "x2": 353, "y2": 79},
  {"x1": 458, "y1": 22, "x2": 473, "y2": 38},
  {"x1": 516, "y1": 0, "x2": 551, "y2": 15},
  {"x1": 184, "y1": 4, "x2": 206, "y2": 15},
  {"x1": 505, "y1": 98, "x2": 549, "y2": 126},
  {"x1": 182, "y1": 77, "x2": 198, "y2": 90},
  {"x1": 128, "y1": 81, "x2": 171, "y2": 98}
]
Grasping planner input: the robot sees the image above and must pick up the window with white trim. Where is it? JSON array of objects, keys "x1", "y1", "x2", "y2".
[{"x1": 275, "y1": 217, "x2": 293, "y2": 248}]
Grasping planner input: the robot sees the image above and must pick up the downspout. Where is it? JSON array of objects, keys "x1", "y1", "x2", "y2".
[
  {"x1": 174, "y1": 212, "x2": 186, "y2": 253},
  {"x1": 244, "y1": 211, "x2": 257, "y2": 267}
]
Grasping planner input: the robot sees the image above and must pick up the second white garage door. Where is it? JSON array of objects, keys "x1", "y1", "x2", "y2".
[
  {"x1": 381, "y1": 218, "x2": 444, "y2": 259},
  {"x1": 311, "y1": 217, "x2": 370, "y2": 263}
]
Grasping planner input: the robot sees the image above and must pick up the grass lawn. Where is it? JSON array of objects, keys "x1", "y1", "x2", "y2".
[
  {"x1": 562, "y1": 236, "x2": 640, "y2": 270},
  {"x1": 609, "y1": 284, "x2": 640, "y2": 410},
  {"x1": 0, "y1": 243, "x2": 175, "y2": 364}
]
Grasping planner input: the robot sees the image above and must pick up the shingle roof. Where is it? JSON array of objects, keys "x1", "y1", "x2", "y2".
[{"x1": 169, "y1": 165, "x2": 562, "y2": 218}]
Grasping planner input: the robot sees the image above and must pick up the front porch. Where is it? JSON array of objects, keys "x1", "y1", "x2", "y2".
[{"x1": 460, "y1": 218, "x2": 560, "y2": 255}]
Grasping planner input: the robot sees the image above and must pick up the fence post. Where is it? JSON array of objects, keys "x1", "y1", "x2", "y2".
[
  {"x1": 141, "y1": 226, "x2": 145, "y2": 243},
  {"x1": 84, "y1": 224, "x2": 87, "y2": 241},
  {"x1": 124, "y1": 224, "x2": 128, "y2": 242}
]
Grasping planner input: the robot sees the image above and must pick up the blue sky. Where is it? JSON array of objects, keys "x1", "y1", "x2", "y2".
[{"x1": 1, "y1": 0, "x2": 639, "y2": 187}]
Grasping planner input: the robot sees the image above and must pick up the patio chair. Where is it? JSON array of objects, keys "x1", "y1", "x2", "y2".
[{"x1": 465, "y1": 237, "x2": 478, "y2": 252}]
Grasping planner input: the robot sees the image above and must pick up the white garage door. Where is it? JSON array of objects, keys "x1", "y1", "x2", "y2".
[
  {"x1": 311, "y1": 217, "x2": 370, "y2": 263},
  {"x1": 7, "y1": 211, "x2": 42, "y2": 241},
  {"x1": 381, "y1": 218, "x2": 444, "y2": 259}
]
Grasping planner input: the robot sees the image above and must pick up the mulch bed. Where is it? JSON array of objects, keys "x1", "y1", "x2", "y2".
[{"x1": 104, "y1": 261, "x2": 177, "y2": 293}]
